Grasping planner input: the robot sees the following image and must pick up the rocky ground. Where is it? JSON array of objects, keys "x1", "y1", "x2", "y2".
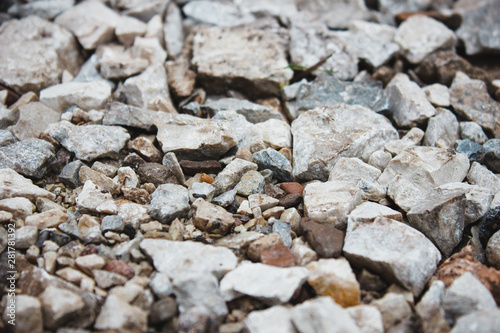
[{"x1": 1, "y1": 0, "x2": 500, "y2": 332}]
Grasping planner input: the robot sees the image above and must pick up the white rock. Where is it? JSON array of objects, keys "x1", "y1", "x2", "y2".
[
  {"x1": 328, "y1": 157, "x2": 381, "y2": 183},
  {"x1": 253, "y1": 119, "x2": 292, "y2": 149},
  {"x1": 467, "y1": 161, "x2": 500, "y2": 194},
  {"x1": 163, "y1": 2, "x2": 183, "y2": 58},
  {"x1": 450, "y1": 309, "x2": 500, "y2": 333},
  {"x1": 140, "y1": 239, "x2": 237, "y2": 279},
  {"x1": 344, "y1": 217, "x2": 441, "y2": 296},
  {"x1": 368, "y1": 150, "x2": 393, "y2": 171},
  {"x1": 423, "y1": 83, "x2": 450, "y2": 107},
  {"x1": 371, "y1": 292, "x2": 414, "y2": 332},
  {"x1": 423, "y1": 108, "x2": 459, "y2": 149},
  {"x1": 0, "y1": 168, "x2": 55, "y2": 201},
  {"x1": 40, "y1": 81, "x2": 112, "y2": 112},
  {"x1": 384, "y1": 127, "x2": 425, "y2": 156},
  {"x1": 130, "y1": 36, "x2": 167, "y2": 65},
  {"x1": 486, "y1": 230, "x2": 500, "y2": 269},
  {"x1": 55, "y1": 0, "x2": 121, "y2": 50},
  {"x1": 39, "y1": 285, "x2": 85, "y2": 329},
  {"x1": 183, "y1": 0, "x2": 254, "y2": 27},
  {"x1": 416, "y1": 280, "x2": 450, "y2": 333},
  {"x1": 346, "y1": 305, "x2": 384, "y2": 333},
  {"x1": 76, "y1": 180, "x2": 113, "y2": 213},
  {"x1": 115, "y1": 15, "x2": 147, "y2": 47},
  {"x1": 378, "y1": 147, "x2": 470, "y2": 212},
  {"x1": 291, "y1": 237, "x2": 318, "y2": 266},
  {"x1": 290, "y1": 297, "x2": 360, "y2": 333},
  {"x1": 8, "y1": 295, "x2": 43, "y2": 333},
  {"x1": 385, "y1": 73, "x2": 436, "y2": 127},
  {"x1": 348, "y1": 201, "x2": 403, "y2": 223},
  {"x1": 97, "y1": 44, "x2": 149, "y2": 80},
  {"x1": 189, "y1": 182, "x2": 216, "y2": 203},
  {"x1": 0, "y1": 197, "x2": 35, "y2": 219},
  {"x1": 394, "y1": 15, "x2": 457, "y2": 64},
  {"x1": 219, "y1": 262, "x2": 309, "y2": 304},
  {"x1": 148, "y1": 184, "x2": 189, "y2": 224},
  {"x1": 94, "y1": 294, "x2": 147, "y2": 332},
  {"x1": 15, "y1": 225, "x2": 38, "y2": 249},
  {"x1": 248, "y1": 194, "x2": 280, "y2": 211},
  {"x1": 443, "y1": 272, "x2": 496, "y2": 324},
  {"x1": 292, "y1": 105, "x2": 398, "y2": 182},
  {"x1": 145, "y1": 14, "x2": 163, "y2": 46},
  {"x1": 303, "y1": 181, "x2": 363, "y2": 229},
  {"x1": 149, "y1": 272, "x2": 173, "y2": 298},
  {"x1": 244, "y1": 305, "x2": 295, "y2": 333},
  {"x1": 459, "y1": 121, "x2": 489, "y2": 145},
  {"x1": 25, "y1": 209, "x2": 68, "y2": 230}
]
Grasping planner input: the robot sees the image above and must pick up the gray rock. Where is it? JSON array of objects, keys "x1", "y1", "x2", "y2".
[
  {"x1": 155, "y1": 112, "x2": 236, "y2": 160},
  {"x1": 394, "y1": 15, "x2": 456, "y2": 64},
  {"x1": 0, "y1": 104, "x2": 18, "y2": 130},
  {"x1": 295, "y1": 0, "x2": 369, "y2": 29},
  {"x1": 213, "y1": 158, "x2": 258, "y2": 193},
  {"x1": 0, "y1": 168, "x2": 55, "y2": 201},
  {"x1": 423, "y1": 83, "x2": 450, "y2": 108},
  {"x1": 289, "y1": 19, "x2": 358, "y2": 81},
  {"x1": 102, "y1": 102, "x2": 156, "y2": 131},
  {"x1": 0, "y1": 129, "x2": 17, "y2": 147},
  {"x1": 385, "y1": 73, "x2": 436, "y2": 128},
  {"x1": 292, "y1": 105, "x2": 398, "y2": 182},
  {"x1": 94, "y1": 294, "x2": 147, "y2": 332},
  {"x1": 164, "y1": 2, "x2": 183, "y2": 59},
  {"x1": 416, "y1": 280, "x2": 450, "y2": 333},
  {"x1": 79, "y1": 165, "x2": 120, "y2": 196},
  {"x1": 15, "y1": 225, "x2": 38, "y2": 249},
  {"x1": 455, "y1": 0, "x2": 500, "y2": 55},
  {"x1": 72, "y1": 54, "x2": 111, "y2": 85},
  {"x1": 252, "y1": 148, "x2": 292, "y2": 182},
  {"x1": 423, "y1": 108, "x2": 459, "y2": 149},
  {"x1": 212, "y1": 189, "x2": 237, "y2": 207},
  {"x1": 55, "y1": 0, "x2": 121, "y2": 50},
  {"x1": 137, "y1": 162, "x2": 179, "y2": 187},
  {"x1": 183, "y1": 0, "x2": 254, "y2": 27},
  {"x1": 0, "y1": 226, "x2": 7, "y2": 253},
  {"x1": 244, "y1": 305, "x2": 295, "y2": 333},
  {"x1": 450, "y1": 309, "x2": 500, "y2": 333},
  {"x1": 47, "y1": 121, "x2": 130, "y2": 162},
  {"x1": 172, "y1": 272, "x2": 228, "y2": 324},
  {"x1": 290, "y1": 297, "x2": 360, "y2": 333},
  {"x1": 189, "y1": 182, "x2": 216, "y2": 203},
  {"x1": 384, "y1": 127, "x2": 425, "y2": 156},
  {"x1": 177, "y1": 305, "x2": 218, "y2": 333},
  {"x1": 219, "y1": 262, "x2": 309, "y2": 304},
  {"x1": 331, "y1": 20, "x2": 399, "y2": 68},
  {"x1": 148, "y1": 184, "x2": 189, "y2": 224},
  {"x1": 58, "y1": 160, "x2": 83, "y2": 189},
  {"x1": 162, "y1": 152, "x2": 185, "y2": 185},
  {"x1": 483, "y1": 139, "x2": 500, "y2": 173},
  {"x1": 467, "y1": 162, "x2": 500, "y2": 194},
  {"x1": 140, "y1": 239, "x2": 237, "y2": 279},
  {"x1": 192, "y1": 24, "x2": 292, "y2": 97},
  {"x1": 407, "y1": 191, "x2": 466, "y2": 257},
  {"x1": 8, "y1": 0, "x2": 74, "y2": 20},
  {"x1": 235, "y1": 170, "x2": 266, "y2": 196},
  {"x1": 454, "y1": 139, "x2": 485, "y2": 163},
  {"x1": 101, "y1": 215, "x2": 124, "y2": 233},
  {"x1": 93, "y1": 270, "x2": 128, "y2": 289},
  {"x1": 344, "y1": 217, "x2": 441, "y2": 296},
  {"x1": 40, "y1": 81, "x2": 112, "y2": 112},
  {"x1": 0, "y1": 15, "x2": 82, "y2": 94},
  {"x1": 378, "y1": 147, "x2": 470, "y2": 212},
  {"x1": 296, "y1": 74, "x2": 390, "y2": 115},
  {"x1": 201, "y1": 98, "x2": 281, "y2": 124},
  {"x1": 8, "y1": 102, "x2": 60, "y2": 141},
  {"x1": 0, "y1": 138, "x2": 55, "y2": 179},
  {"x1": 371, "y1": 292, "x2": 414, "y2": 333},
  {"x1": 443, "y1": 272, "x2": 496, "y2": 324},
  {"x1": 39, "y1": 285, "x2": 86, "y2": 329},
  {"x1": 486, "y1": 230, "x2": 500, "y2": 269},
  {"x1": 272, "y1": 219, "x2": 292, "y2": 248},
  {"x1": 459, "y1": 121, "x2": 489, "y2": 144},
  {"x1": 450, "y1": 72, "x2": 500, "y2": 138},
  {"x1": 368, "y1": 150, "x2": 393, "y2": 171}
]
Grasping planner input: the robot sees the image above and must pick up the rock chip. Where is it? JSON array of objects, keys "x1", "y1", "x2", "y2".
[
  {"x1": 0, "y1": 15, "x2": 82, "y2": 94},
  {"x1": 148, "y1": 184, "x2": 189, "y2": 224},
  {"x1": 219, "y1": 262, "x2": 309, "y2": 304},
  {"x1": 244, "y1": 305, "x2": 295, "y2": 333},
  {"x1": 25, "y1": 209, "x2": 68, "y2": 230},
  {"x1": 7, "y1": 294, "x2": 43, "y2": 333},
  {"x1": 94, "y1": 294, "x2": 147, "y2": 332},
  {"x1": 487, "y1": 230, "x2": 500, "y2": 269},
  {"x1": 0, "y1": 138, "x2": 55, "y2": 179},
  {"x1": 115, "y1": 14, "x2": 147, "y2": 47},
  {"x1": 47, "y1": 121, "x2": 130, "y2": 162},
  {"x1": 460, "y1": 121, "x2": 489, "y2": 144},
  {"x1": 348, "y1": 201, "x2": 403, "y2": 223},
  {"x1": 292, "y1": 105, "x2": 398, "y2": 181},
  {"x1": 260, "y1": 243, "x2": 296, "y2": 267},
  {"x1": 192, "y1": 198, "x2": 235, "y2": 235},
  {"x1": 0, "y1": 168, "x2": 55, "y2": 201},
  {"x1": 201, "y1": 98, "x2": 281, "y2": 124},
  {"x1": 102, "y1": 102, "x2": 156, "y2": 131},
  {"x1": 58, "y1": 160, "x2": 83, "y2": 188},
  {"x1": 247, "y1": 233, "x2": 284, "y2": 262},
  {"x1": 423, "y1": 108, "x2": 459, "y2": 149},
  {"x1": 298, "y1": 218, "x2": 345, "y2": 258},
  {"x1": 214, "y1": 158, "x2": 258, "y2": 193},
  {"x1": 344, "y1": 217, "x2": 441, "y2": 296},
  {"x1": 467, "y1": 162, "x2": 500, "y2": 194},
  {"x1": 137, "y1": 163, "x2": 179, "y2": 187},
  {"x1": 423, "y1": 83, "x2": 450, "y2": 108},
  {"x1": 371, "y1": 292, "x2": 414, "y2": 333},
  {"x1": 483, "y1": 139, "x2": 500, "y2": 173},
  {"x1": 15, "y1": 225, "x2": 38, "y2": 249},
  {"x1": 76, "y1": 180, "x2": 113, "y2": 214}
]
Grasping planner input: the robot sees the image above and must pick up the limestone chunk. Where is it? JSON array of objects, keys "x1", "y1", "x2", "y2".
[{"x1": 192, "y1": 198, "x2": 235, "y2": 235}]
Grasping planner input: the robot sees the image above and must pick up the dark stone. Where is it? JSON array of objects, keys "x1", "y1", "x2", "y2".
[
  {"x1": 454, "y1": 139, "x2": 485, "y2": 163},
  {"x1": 0, "y1": 129, "x2": 17, "y2": 147},
  {"x1": 179, "y1": 159, "x2": 222, "y2": 175},
  {"x1": 137, "y1": 163, "x2": 179, "y2": 186},
  {"x1": 103, "y1": 260, "x2": 135, "y2": 280},
  {"x1": 35, "y1": 229, "x2": 51, "y2": 248},
  {"x1": 102, "y1": 102, "x2": 156, "y2": 131},
  {"x1": 252, "y1": 148, "x2": 292, "y2": 182},
  {"x1": 37, "y1": 229, "x2": 72, "y2": 247},
  {"x1": 59, "y1": 160, "x2": 84, "y2": 188},
  {"x1": 0, "y1": 138, "x2": 55, "y2": 178},
  {"x1": 101, "y1": 215, "x2": 124, "y2": 233},
  {"x1": 263, "y1": 183, "x2": 286, "y2": 199},
  {"x1": 483, "y1": 139, "x2": 500, "y2": 173},
  {"x1": 123, "y1": 224, "x2": 136, "y2": 239},
  {"x1": 479, "y1": 206, "x2": 500, "y2": 247},
  {"x1": 52, "y1": 147, "x2": 72, "y2": 174},
  {"x1": 296, "y1": 73, "x2": 390, "y2": 114},
  {"x1": 122, "y1": 152, "x2": 146, "y2": 170},
  {"x1": 149, "y1": 297, "x2": 178, "y2": 324},
  {"x1": 278, "y1": 193, "x2": 303, "y2": 209},
  {"x1": 81, "y1": 245, "x2": 98, "y2": 256},
  {"x1": 298, "y1": 218, "x2": 345, "y2": 258}
]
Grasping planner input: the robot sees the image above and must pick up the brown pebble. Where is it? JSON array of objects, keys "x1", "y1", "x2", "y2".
[
  {"x1": 104, "y1": 260, "x2": 135, "y2": 280},
  {"x1": 247, "y1": 233, "x2": 283, "y2": 262},
  {"x1": 81, "y1": 245, "x2": 98, "y2": 256},
  {"x1": 280, "y1": 182, "x2": 304, "y2": 195},
  {"x1": 278, "y1": 193, "x2": 303, "y2": 209},
  {"x1": 299, "y1": 218, "x2": 344, "y2": 258},
  {"x1": 260, "y1": 243, "x2": 296, "y2": 267},
  {"x1": 179, "y1": 160, "x2": 222, "y2": 175},
  {"x1": 201, "y1": 173, "x2": 215, "y2": 184}
]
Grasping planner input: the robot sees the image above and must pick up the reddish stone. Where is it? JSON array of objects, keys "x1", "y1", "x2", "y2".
[
  {"x1": 299, "y1": 218, "x2": 344, "y2": 258},
  {"x1": 104, "y1": 260, "x2": 135, "y2": 280},
  {"x1": 431, "y1": 246, "x2": 500, "y2": 305},
  {"x1": 260, "y1": 243, "x2": 296, "y2": 267},
  {"x1": 280, "y1": 182, "x2": 304, "y2": 195},
  {"x1": 179, "y1": 160, "x2": 222, "y2": 175},
  {"x1": 81, "y1": 245, "x2": 98, "y2": 256}
]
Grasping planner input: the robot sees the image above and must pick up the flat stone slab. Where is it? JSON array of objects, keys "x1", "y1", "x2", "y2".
[
  {"x1": 292, "y1": 105, "x2": 398, "y2": 182},
  {"x1": 40, "y1": 81, "x2": 112, "y2": 112}
]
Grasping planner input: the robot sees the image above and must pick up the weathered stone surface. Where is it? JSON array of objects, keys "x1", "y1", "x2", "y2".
[
  {"x1": 192, "y1": 198, "x2": 235, "y2": 235},
  {"x1": 298, "y1": 218, "x2": 345, "y2": 258},
  {"x1": 140, "y1": 239, "x2": 237, "y2": 279},
  {"x1": 371, "y1": 292, "x2": 414, "y2": 333},
  {"x1": 384, "y1": 127, "x2": 424, "y2": 156},
  {"x1": 307, "y1": 258, "x2": 361, "y2": 307},
  {"x1": 39, "y1": 285, "x2": 85, "y2": 329},
  {"x1": 188, "y1": 182, "x2": 216, "y2": 203},
  {"x1": 483, "y1": 139, "x2": 500, "y2": 173},
  {"x1": 25, "y1": 208, "x2": 68, "y2": 230},
  {"x1": 295, "y1": 0, "x2": 368, "y2": 29},
  {"x1": 8, "y1": 102, "x2": 60, "y2": 141},
  {"x1": 102, "y1": 102, "x2": 156, "y2": 131},
  {"x1": 348, "y1": 201, "x2": 403, "y2": 224},
  {"x1": 454, "y1": 140, "x2": 485, "y2": 163},
  {"x1": 260, "y1": 243, "x2": 296, "y2": 267},
  {"x1": 423, "y1": 83, "x2": 450, "y2": 108},
  {"x1": 244, "y1": 305, "x2": 295, "y2": 333},
  {"x1": 329, "y1": 157, "x2": 381, "y2": 184},
  {"x1": 148, "y1": 184, "x2": 189, "y2": 224},
  {"x1": 55, "y1": 0, "x2": 121, "y2": 50},
  {"x1": 416, "y1": 280, "x2": 450, "y2": 333},
  {"x1": 344, "y1": 217, "x2": 442, "y2": 296},
  {"x1": 0, "y1": 15, "x2": 82, "y2": 94},
  {"x1": 234, "y1": 170, "x2": 265, "y2": 197},
  {"x1": 79, "y1": 165, "x2": 120, "y2": 195},
  {"x1": 183, "y1": 0, "x2": 254, "y2": 27},
  {"x1": 219, "y1": 262, "x2": 309, "y2": 304},
  {"x1": 76, "y1": 180, "x2": 112, "y2": 214},
  {"x1": 407, "y1": 191, "x2": 466, "y2": 257},
  {"x1": 115, "y1": 14, "x2": 147, "y2": 47},
  {"x1": 213, "y1": 158, "x2": 258, "y2": 193},
  {"x1": 296, "y1": 74, "x2": 389, "y2": 115},
  {"x1": 47, "y1": 121, "x2": 130, "y2": 162},
  {"x1": 15, "y1": 225, "x2": 38, "y2": 249},
  {"x1": 378, "y1": 147, "x2": 470, "y2": 212},
  {"x1": 289, "y1": 20, "x2": 358, "y2": 81},
  {"x1": 291, "y1": 297, "x2": 360, "y2": 333},
  {"x1": 423, "y1": 108, "x2": 459, "y2": 149},
  {"x1": 201, "y1": 98, "x2": 281, "y2": 124},
  {"x1": 0, "y1": 168, "x2": 55, "y2": 201},
  {"x1": 94, "y1": 294, "x2": 147, "y2": 332},
  {"x1": 6, "y1": 294, "x2": 43, "y2": 333},
  {"x1": 155, "y1": 113, "x2": 236, "y2": 160},
  {"x1": 385, "y1": 73, "x2": 436, "y2": 128},
  {"x1": 149, "y1": 296, "x2": 177, "y2": 324},
  {"x1": 460, "y1": 121, "x2": 489, "y2": 144},
  {"x1": 394, "y1": 15, "x2": 456, "y2": 64},
  {"x1": 450, "y1": 72, "x2": 500, "y2": 138},
  {"x1": 455, "y1": 0, "x2": 500, "y2": 55},
  {"x1": 0, "y1": 130, "x2": 16, "y2": 147},
  {"x1": 379, "y1": 0, "x2": 431, "y2": 15},
  {"x1": 467, "y1": 161, "x2": 500, "y2": 194},
  {"x1": 0, "y1": 138, "x2": 55, "y2": 179},
  {"x1": 487, "y1": 230, "x2": 500, "y2": 269},
  {"x1": 192, "y1": 24, "x2": 292, "y2": 98},
  {"x1": 96, "y1": 44, "x2": 147, "y2": 80},
  {"x1": 450, "y1": 309, "x2": 500, "y2": 333},
  {"x1": 137, "y1": 163, "x2": 178, "y2": 187},
  {"x1": 252, "y1": 148, "x2": 292, "y2": 183},
  {"x1": 292, "y1": 105, "x2": 398, "y2": 182},
  {"x1": 303, "y1": 181, "x2": 363, "y2": 229}
]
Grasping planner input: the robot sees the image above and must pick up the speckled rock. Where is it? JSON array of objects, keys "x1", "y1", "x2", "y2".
[
  {"x1": 148, "y1": 184, "x2": 189, "y2": 224},
  {"x1": 0, "y1": 138, "x2": 55, "y2": 179}
]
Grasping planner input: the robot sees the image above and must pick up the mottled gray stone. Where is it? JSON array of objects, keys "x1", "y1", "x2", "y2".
[
  {"x1": 252, "y1": 148, "x2": 292, "y2": 182},
  {"x1": 213, "y1": 158, "x2": 258, "y2": 193},
  {"x1": 467, "y1": 162, "x2": 500, "y2": 194},
  {"x1": 101, "y1": 215, "x2": 124, "y2": 233},
  {"x1": 459, "y1": 121, "x2": 488, "y2": 144},
  {"x1": 292, "y1": 105, "x2": 398, "y2": 182},
  {"x1": 47, "y1": 121, "x2": 130, "y2": 162},
  {"x1": 0, "y1": 139, "x2": 55, "y2": 179},
  {"x1": 40, "y1": 81, "x2": 112, "y2": 112},
  {"x1": 96, "y1": 43, "x2": 148, "y2": 80},
  {"x1": 235, "y1": 170, "x2": 266, "y2": 197},
  {"x1": 454, "y1": 140, "x2": 485, "y2": 163},
  {"x1": 483, "y1": 139, "x2": 500, "y2": 173},
  {"x1": 423, "y1": 108, "x2": 459, "y2": 149},
  {"x1": 295, "y1": 0, "x2": 369, "y2": 29},
  {"x1": 102, "y1": 102, "x2": 156, "y2": 131},
  {"x1": 486, "y1": 230, "x2": 500, "y2": 269},
  {"x1": 272, "y1": 219, "x2": 292, "y2": 248},
  {"x1": 8, "y1": 102, "x2": 60, "y2": 141},
  {"x1": 0, "y1": 130, "x2": 16, "y2": 147},
  {"x1": 0, "y1": 15, "x2": 82, "y2": 94},
  {"x1": 148, "y1": 184, "x2": 189, "y2": 224},
  {"x1": 0, "y1": 105, "x2": 18, "y2": 130},
  {"x1": 15, "y1": 225, "x2": 38, "y2": 249},
  {"x1": 201, "y1": 98, "x2": 281, "y2": 124},
  {"x1": 344, "y1": 217, "x2": 441, "y2": 296},
  {"x1": 296, "y1": 74, "x2": 389, "y2": 114},
  {"x1": 183, "y1": 0, "x2": 254, "y2": 27},
  {"x1": 423, "y1": 83, "x2": 450, "y2": 108},
  {"x1": 58, "y1": 160, "x2": 83, "y2": 188},
  {"x1": 8, "y1": 0, "x2": 74, "y2": 20}
]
